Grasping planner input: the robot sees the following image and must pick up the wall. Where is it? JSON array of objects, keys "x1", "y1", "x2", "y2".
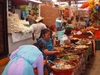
[{"x1": 40, "y1": 4, "x2": 59, "y2": 27}]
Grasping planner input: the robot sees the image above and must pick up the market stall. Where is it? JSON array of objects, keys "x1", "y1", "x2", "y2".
[
  {"x1": 8, "y1": 12, "x2": 34, "y2": 53},
  {"x1": 47, "y1": 40, "x2": 93, "y2": 75},
  {"x1": 7, "y1": 0, "x2": 42, "y2": 53}
]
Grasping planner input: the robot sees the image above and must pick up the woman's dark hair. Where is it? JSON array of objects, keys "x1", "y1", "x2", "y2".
[
  {"x1": 34, "y1": 40, "x2": 46, "y2": 51},
  {"x1": 76, "y1": 15, "x2": 79, "y2": 22},
  {"x1": 67, "y1": 19, "x2": 71, "y2": 24},
  {"x1": 39, "y1": 28, "x2": 50, "y2": 38},
  {"x1": 64, "y1": 28, "x2": 71, "y2": 36},
  {"x1": 71, "y1": 16, "x2": 74, "y2": 21}
]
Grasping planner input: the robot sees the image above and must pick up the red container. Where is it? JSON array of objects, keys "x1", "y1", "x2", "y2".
[
  {"x1": 53, "y1": 71, "x2": 72, "y2": 75},
  {"x1": 34, "y1": 68, "x2": 38, "y2": 73}
]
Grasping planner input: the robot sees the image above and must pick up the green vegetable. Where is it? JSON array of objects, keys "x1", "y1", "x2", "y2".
[
  {"x1": 60, "y1": 55, "x2": 69, "y2": 60},
  {"x1": 24, "y1": 24, "x2": 30, "y2": 27}
]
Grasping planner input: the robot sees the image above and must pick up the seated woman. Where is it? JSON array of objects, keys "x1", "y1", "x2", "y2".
[
  {"x1": 34, "y1": 28, "x2": 60, "y2": 61},
  {"x1": 60, "y1": 28, "x2": 74, "y2": 46}
]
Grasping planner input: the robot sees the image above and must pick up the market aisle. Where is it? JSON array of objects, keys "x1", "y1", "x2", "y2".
[{"x1": 82, "y1": 50, "x2": 100, "y2": 75}]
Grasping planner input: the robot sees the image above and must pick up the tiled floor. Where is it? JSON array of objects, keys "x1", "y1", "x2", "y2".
[{"x1": 0, "y1": 50, "x2": 100, "y2": 75}]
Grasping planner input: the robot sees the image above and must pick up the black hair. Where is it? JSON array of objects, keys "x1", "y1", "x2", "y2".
[
  {"x1": 34, "y1": 40, "x2": 46, "y2": 52},
  {"x1": 64, "y1": 28, "x2": 71, "y2": 36},
  {"x1": 67, "y1": 19, "x2": 71, "y2": 24},
  {"x1": 71, "y1": 16, "x2": 74, "y2": 21},
  {"x1": 39, "y1": 28, "x2": 50, "y2": 38},
  {"x1": 63, "y1": 22, "x2": 66, "y2": 26}
]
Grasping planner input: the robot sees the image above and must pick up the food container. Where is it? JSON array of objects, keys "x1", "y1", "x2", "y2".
[
  {"x1": 60, "y1": 45, "x2": 70, "y2": 49},
  {"x1": 57, "y1": 54, "x2": 80, "y2": 63},
  {"x1": 71, "y1": 38, "x2": 79, "y2": 44},
  {"x1": 48, "y1": 59, "x2": 77, "y2": 75},
  {"x1": 75, "y1": 45, "x2": 89, "y2": 50},
  {"x1": 67, "y1": 48, "x2": 85, "y2": 55}
]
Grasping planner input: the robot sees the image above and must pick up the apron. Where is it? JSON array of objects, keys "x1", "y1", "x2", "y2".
[{"x1": 2, "y1": 45, "x2": 42, "y2": 75}]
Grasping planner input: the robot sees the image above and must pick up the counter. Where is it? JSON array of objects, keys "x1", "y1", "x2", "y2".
[{"x1": 8, "y1": 33, "x2": 36, "y2": 53}]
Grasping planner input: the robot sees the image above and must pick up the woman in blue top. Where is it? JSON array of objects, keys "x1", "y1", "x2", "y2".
[
  {"x1": 34, "y1": 28, "x2": 60, "y2": 61},
  {"x1": 2, "y1": 45, "x2": 43, "y2": 75}
]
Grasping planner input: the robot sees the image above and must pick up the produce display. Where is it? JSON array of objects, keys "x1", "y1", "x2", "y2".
[{"x1": 8, "y1": 12, "x2": 33, "y2": 33}]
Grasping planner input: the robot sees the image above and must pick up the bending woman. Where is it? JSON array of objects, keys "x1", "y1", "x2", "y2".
[{"x1": 2, "y1": 45, "x2": 43, "y2": 75}]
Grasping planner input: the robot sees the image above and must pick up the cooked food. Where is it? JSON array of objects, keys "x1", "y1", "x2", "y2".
[
  {"x1": 71, "y1": 37, "x2": 79, "y2": 40},
  {"x1": 59, "y1": 54, "x2": 79, "y2": 61},
  {"x1": 60, "y1": 45, "x2": 70, "y2": 48},
  {"x1": 75, "y1": 45, "x2": 89, "y2": 49},
  {"x1": 51, "y1": 59, "x2": 76, "y2": 70},
  {"x1": 76, "y1": 39, "x2": 91, "y2": 45},
  {"x1": 67, "y1": 48, "x2": 85, "y2": 55},
  {"x1": 54, "y1": 47, "x2": 64, "y2": 52}
]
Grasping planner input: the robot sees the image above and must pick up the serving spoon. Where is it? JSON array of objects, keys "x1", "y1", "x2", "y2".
[{"x1": 47, "y1": 60, "x2": 60, "y2": 68}]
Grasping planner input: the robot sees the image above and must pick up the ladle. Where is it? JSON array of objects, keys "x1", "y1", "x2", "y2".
[{"x1": 47, "y1": 60, "x2": 60, "y2": 68}]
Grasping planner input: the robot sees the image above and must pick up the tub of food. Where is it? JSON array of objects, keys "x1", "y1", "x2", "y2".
[{"x1": 48, "y1": 59, "x2": 77, "y2": 72}]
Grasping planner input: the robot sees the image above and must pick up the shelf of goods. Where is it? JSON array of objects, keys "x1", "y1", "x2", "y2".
[{"x1": 8, "y1": 13, "x2": 35, "y2": 53}]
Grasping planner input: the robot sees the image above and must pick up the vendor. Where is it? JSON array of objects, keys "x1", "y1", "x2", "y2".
[
  {"x1": 34, "y1": 28, "x2": 60, "y2": 61},
  {"x1": 60, "y1": 28, "x2": 74, "y2": 46},
  {"x1": 55, "y1": 15, "x2": 63, "y2": 31},
  {"x1": 22, "y1": 10, "x2": 28, "y2": 20},
  {"x1": 30, "y1": 16, "x2": 47, "y2": 42},
  {"x1": 28, "y1": 11, "x2": 34, "y2": 25}
]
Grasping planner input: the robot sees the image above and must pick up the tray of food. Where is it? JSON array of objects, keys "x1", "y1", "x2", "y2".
[
  {"x1": 54, "y1": 47, "x2": 64, "y2": 52},
  {"x1": 76, "y1": 39, "x2": 92, "y2": 45},
  {"x1": 48, "y1": 59, "x2": 77, "y2": 72},
  {"x1": 67, "y1": 48, "x2": 85, "y2": 55},
  {"x1": 58, "y1": 54, "x2": 80, "y2": 62},
  {"x1": 71, "y1": 37, "x2": 79, "y2": 43},
  {"x1": 75, "y1": 45, "x2": 89, "y2": 49},
  {"x1": 60, "y1": 45, "x2": 70, "y2": 49}
]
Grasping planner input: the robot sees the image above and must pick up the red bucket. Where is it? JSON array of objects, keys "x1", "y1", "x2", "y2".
[{"x1": 53, "y1": 71, "x2": 72, "y2": 75}]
